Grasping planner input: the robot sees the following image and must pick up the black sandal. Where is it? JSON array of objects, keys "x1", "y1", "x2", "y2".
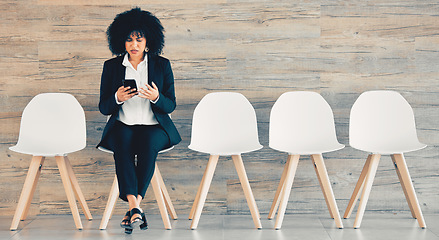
[
  {"x1": 139, "y1": 212, "x2": 148, "y2": 230},
  {"x1": 130, "y1": 208, "x2": 144, "y2": 229},
  {"x1": 125, "y1": 228, "x2": 133, "y2": 234},
  {"x1": 120, "y1": 210, "x2": 133, "y2": 234},
  {"x1": 120, "y1": 210, "x2": 132, "y2": 228}
]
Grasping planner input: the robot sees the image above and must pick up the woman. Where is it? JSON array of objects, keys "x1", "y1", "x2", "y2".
[{"x1": 97, "y1": 8, "x2": 181, "y2": 233}]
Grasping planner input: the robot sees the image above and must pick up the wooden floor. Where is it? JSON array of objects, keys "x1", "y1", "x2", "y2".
[{"x1": 3, "y1": 213, "x2": 439, "y2": 240}]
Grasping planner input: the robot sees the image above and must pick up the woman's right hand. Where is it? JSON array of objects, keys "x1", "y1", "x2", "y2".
[{"x1": 116, "y1": 86, "x2": 137, "y2": 102}]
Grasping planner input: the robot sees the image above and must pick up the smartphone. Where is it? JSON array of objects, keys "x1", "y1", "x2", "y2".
[{"x1": 123, "y1": 79, "x2": 138, "y2": 94}]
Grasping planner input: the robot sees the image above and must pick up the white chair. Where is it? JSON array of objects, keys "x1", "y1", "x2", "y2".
[
  {"x1": 268, "y1": 91, "x2": 344, "y2": 229},
  {"x1": 188, "y1": 92, "x2": 263, "y2": 229},
  {"x1": 98, "y1": 146, "x2": 177, "y2": 230},
  {"x1": 9, "y1": 93, "x2": 92, "y2": 230},
  {"x1": 344, "y1": 90, "x2": 427, "y2": 228}
]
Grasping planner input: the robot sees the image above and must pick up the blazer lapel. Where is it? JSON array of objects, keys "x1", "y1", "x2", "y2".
[{"x1": 116, "y1": 56, "x2": 125, "y2": 86}]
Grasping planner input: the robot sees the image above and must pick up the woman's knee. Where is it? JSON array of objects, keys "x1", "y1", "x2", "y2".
[{"x1": 137, "y1": 126, "x2": 169, "y2": 152}]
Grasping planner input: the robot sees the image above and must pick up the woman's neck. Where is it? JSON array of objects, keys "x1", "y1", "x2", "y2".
[{"x1": 128, "y1": 53, "x2": 146, "y2": 70}]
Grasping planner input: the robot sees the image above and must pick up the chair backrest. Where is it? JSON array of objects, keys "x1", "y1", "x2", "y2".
[
  {"x1": 10, "y1": 93, "x2": 86, "y2": 156},
  {"x1": 349, "y1": 90, "x2": 426, "y2": 154},
  {"x1": 188, "y1": 92, "x2": 262, "y2": 155},
  {"x1": 269, "y1": 91, "x2": 344, "y2": 154}
]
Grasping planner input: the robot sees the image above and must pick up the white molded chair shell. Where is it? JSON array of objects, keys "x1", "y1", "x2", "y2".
[
  {"x1": 349, "y1": 90, "x2": 426, "y2": 154},
  {"x1": 269, "y1": 91, "x2": 344, "y2": 154},
  {"x1": 188, "y1": 92, "x2": 262, "y2": 155},
  {"x1": 10, "y1": 93, "x2": 86, "y2": 156}
]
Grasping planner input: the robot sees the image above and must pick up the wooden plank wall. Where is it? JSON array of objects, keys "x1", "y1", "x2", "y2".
[{"x1": 1, "y1": 0, "x2": 438, "y2": 217}]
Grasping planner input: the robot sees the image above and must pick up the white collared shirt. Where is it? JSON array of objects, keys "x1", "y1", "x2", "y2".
[{"x1": 115, "y1": 54, "x2": 159, "y2": 125}]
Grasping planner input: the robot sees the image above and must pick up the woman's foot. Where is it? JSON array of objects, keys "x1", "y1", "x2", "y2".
[
  {"x1": 130, "y1": 208, "x2": 144, "y2": 229},
  {"x1": 120, "y1": 210, "x2": 132, "y2": 229}
]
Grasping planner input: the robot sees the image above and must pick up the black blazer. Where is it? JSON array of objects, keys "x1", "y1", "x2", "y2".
[{"x1": 97, "y1": 54, "x2": 182, "y2": 151}]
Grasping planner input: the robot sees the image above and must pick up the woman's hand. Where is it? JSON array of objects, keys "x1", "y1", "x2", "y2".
[
  {"x1": 139, "y1": 82, "x2": 159, "y2": 102},
  {"x1": 116, "y1": 86, "x2": 137, "y2": 102}
]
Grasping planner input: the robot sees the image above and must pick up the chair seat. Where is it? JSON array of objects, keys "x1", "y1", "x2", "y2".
[
  {"x1": 9, "y1": 145, "x2": 79, "y2": 157},
  {"x1": 188, "y1": 143, "x2": 263, "y2": 156},
  {"x1": 270, "y1": 143, "x2": 345, "y2": 155},
  {"x1": 98, "y1": 146, "x2": 174, "y2": 155},
  {"x1": 352, "y1": 142, "x2": 427, "y2": 154}
]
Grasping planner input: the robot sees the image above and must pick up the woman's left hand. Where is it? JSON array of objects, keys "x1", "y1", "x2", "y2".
[{"x1": 139, "y1": 82, "x2": 159, "y2": 102}]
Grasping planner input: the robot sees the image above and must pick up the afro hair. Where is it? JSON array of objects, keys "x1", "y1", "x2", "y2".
[{"x1": 106, "y1": 8, "x2": 165, "y2": 56}]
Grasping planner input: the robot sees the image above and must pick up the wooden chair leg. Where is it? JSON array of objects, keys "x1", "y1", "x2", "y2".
[
  {"x1": 353, "y1": 154, "x2": 380, "y2": 229},
  {"x1": 231, "y1": 155, "x2": 262, "y2": 229},
  {"x1": 391, "y1": 154, "x2": 416, "y2": 219},
  {"x1": 108, "y1": 181, "x2": 118, "y2": 221},
  {"x1": 274, "y1": 154, "x2": 300, "y2": 230},
  {"x1": 20, "y1": 157, "x2": 45, "y2": 221},
  {"x1": 392, "y1": 154, "x2": 426, "y2": 228},
  {"x1": 99, "y1": 175, "x2": 119, "y2": 230},
  {"x1": 10, "y1": 156, "x2": 45, "y2": 231},
  {"x1": 190, "y1": 155, "x2": 219, "y2": 230},
  {"x1": 312, "y1": 155, "x2": 334, "y2": 219},
  {"x1": 189, "y1": 193, "x2": 200, "y2": 220},
  {"x1": 155, "y1": 164, "x2": 178, "y2": 220},
  {"x1": 344, "y1": 154, "x2": 372, "y2": 219},
  {"x1": 64, "y1": 156, "x2": 92, "y2": 220},
  {"x1": 189, "y1": 160, "x2": 208, "y2": 220},
  {"x1": 268, "y1": 157, "x2": 290, "y2": 220},
  {"x1": 311, "y1": 154, "x2": 343, "y2": 229},
  {"x1": 151, "y1": 171, "x2": 172, "y2": 230},
  {"x1": 55, "y1": 156, "x2": 83, "y2": 230}
]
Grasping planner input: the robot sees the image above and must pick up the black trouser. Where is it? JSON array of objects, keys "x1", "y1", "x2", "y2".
[{"x1": 112, "y1": 120, "x2": 170, "y2": 202}]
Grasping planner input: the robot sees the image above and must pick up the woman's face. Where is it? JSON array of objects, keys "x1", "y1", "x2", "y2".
[{"x1": 125, "y1": 31, "x2": 147, "y2": 59}]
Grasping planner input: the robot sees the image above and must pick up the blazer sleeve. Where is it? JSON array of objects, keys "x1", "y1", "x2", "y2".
[
  {"x1": 151, "y1": 59, "x2": 177, "y2": 114},
  {"x1": 99, "y1": 60, "x2": 121, "y2": 116}
]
